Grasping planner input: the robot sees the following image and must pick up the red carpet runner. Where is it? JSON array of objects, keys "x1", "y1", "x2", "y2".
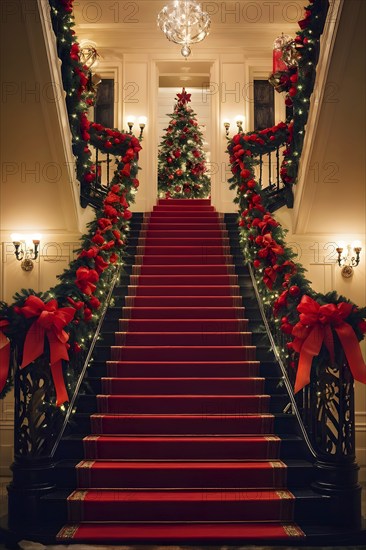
[{"x1": 57, "y1": 199, "x2": 305, "y2": 543}]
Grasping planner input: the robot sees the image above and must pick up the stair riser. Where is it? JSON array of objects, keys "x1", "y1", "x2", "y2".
[
  {"x1": 105, "y1": 362, "x2": 260, "y2": 378},
  {"x1": 135, "y1": 266, "x2": 236, "y2": 275},
  {"x1": 140, "y1": 231, "x2": 226, "y2": 238},
  {"x1": 124, "y1": 296, "x2": 242, "y2": 306},
  {"x1": 129, "y1": 286, "x2": 240, "y2": 296},
  {"x1": 150, "y1": 210, "x2": 222, "y2": 223},
  {"x1": 110, "y1": 347, "x2": 257, "y2": 361},
  {"x1": 68, "y1": 498, "x2": 294, "y2": 522},
  {"x1": 142, "y1": 239, "x2": 229, "y2": 246},
  {"x1": 157, "y1": 199, "x2": 211, "y2": 205},
  {"x1": 122, "y1": 308, "x2": 245, "y2": 319},
  {"x1": 101, "y1": 379, "x2": 264, "y2": 395},
  {"x1": 138, "y1": 256, "x2": 232, "y2": 265},
  {"x1": 139, "y1": 247, "x2": 229, "y2": 255},
  {"x1": 76, "y1": 466, "x2": 287, "y2": 489},
  {"x1": 83, "y1": 438, "x2": 280, "y2": 460},
  {"x1": 118, "y1": 319, "x2": 249, "y2": 332},
  {"x1": 143, "y1": 225, "x2": 226, "y2": 231},
  {"x1": 114, "y1": 333, "x2": 251, "y2": 346},
  {"x1": 56, "y1": 437, "x2": 303, "y2": 461},
  {"x1": 153, "y1": 206, "x2": 215, "y2": 211},
  {"x1": 90, "y1": 415, "x2": 274, "y2": 435},
  {"x1": 128, "y1": 276, "x2": 238, "y2": 285},
  {"x1": 96, "y1": 396, "x2": 270, "y2": 415}
]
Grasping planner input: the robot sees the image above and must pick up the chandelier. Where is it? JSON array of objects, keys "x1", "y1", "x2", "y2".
[{"x1": 157, "y1": 0, "x2": 211, "y2": 58}]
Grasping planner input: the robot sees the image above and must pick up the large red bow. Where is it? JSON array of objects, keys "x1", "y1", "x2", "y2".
[
  {"x1": 0, "y1": 320, "x2": 10, "y2": 394},
  {"x1": 19, "y1": 296, "x2": 75, "y2": 406},
  {"x1": 292, "y1": 295, "x2": 366, "y2": 393}
]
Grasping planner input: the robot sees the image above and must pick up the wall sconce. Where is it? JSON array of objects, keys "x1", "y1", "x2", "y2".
[
  {"x1": 126, "y1": 116, "x2": 135, "y2": 135},
  {"x1": 11, "y1": 234, "x2": 41, "y2": 272},
  {"x1": 138, "y1": 116, "x2": 147, "y2": 140},
  {"x1": 126, "y1": 116, "x2": 147, "y2": 140},
  {"x1": 223, "y1": 119, "x2": 230, "y2": 137},
  {"x1": 336, "y1": 240, "x2": 362, "y2": 278},
  {"x1": 235, "y1": 115, "x2": 245, "y2": 133},
  {"x1": 223, "y1": 116, "x2": 245, "y2": 136}
]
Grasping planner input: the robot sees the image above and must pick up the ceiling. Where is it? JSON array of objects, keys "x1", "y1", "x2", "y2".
[{"x1": 73, "y1": 0, "x2": 305, "y2": 67}]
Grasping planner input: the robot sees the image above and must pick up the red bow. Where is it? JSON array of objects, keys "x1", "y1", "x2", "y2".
[
  {"x1": 75, "y1": 267, "x2": 99, "y2": 295},
  {"x1": 292, "y1": 295, "x2": 366, "y2": 393},
  {"x1": 263, "y1": 260, "x2": 296, "y2": 289},
  {"x1": 0, "y1": 320, "x2": 10, "y2": 394},
  {"x1": 256, "y1": 214, "x2": 279, "y2": 234},
  {"x1": 257, "y1": 233, "x2": 285, "y2": 264},
  {"x1": 19, "y1": 296, "x2": 75, "y2": 406}
]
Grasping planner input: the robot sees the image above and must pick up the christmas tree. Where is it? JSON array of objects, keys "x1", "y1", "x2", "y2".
[{"x1": 157, "y1": 89, "x2": 210, "y2": 199}]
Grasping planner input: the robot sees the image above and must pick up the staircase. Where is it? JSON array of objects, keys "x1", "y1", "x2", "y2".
[{"x1": 49, "y1": 199, "x2": 335, "y2": 544}]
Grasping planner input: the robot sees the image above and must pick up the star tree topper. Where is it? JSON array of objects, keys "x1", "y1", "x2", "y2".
[{"x1": 177, "y1": 88, "x2": 191, "y2": 105}]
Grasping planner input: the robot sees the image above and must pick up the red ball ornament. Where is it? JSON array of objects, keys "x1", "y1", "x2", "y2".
[
  {"x1": 289, "y1": 87, "x2": 297, "y2": 97},
  {"x1": 73, "y1": 342, "x2": 82, "y2": 353},
  {"x1": 281, "y1": 323, "x2": 293, "y2": 335},
  {"x1": 105, "y1": 141, "x2": 113, "y2": 148},
  {"x1": 253, "y1": 260, "x2": 261, "y2": 269},
  {"x1": 289, "y1": 285, "x2": 300, "y2": 297}
]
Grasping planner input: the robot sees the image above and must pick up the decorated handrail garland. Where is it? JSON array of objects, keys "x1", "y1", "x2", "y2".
[
  {"x1": 227, "y1": 129, "x2": 366, "y2": 393},
  {"x1": 0, "y1": 138, "x2": 141, "y2": 403},
  {"x1": 0, "y1": 0, "x2": 142, "y2": 402},
  {"x1": 265, "y1": 0, "x2": 329, "y2": 205},
  {"x1": 226, "y1": 0, "x2": 366, "y2": 390}
]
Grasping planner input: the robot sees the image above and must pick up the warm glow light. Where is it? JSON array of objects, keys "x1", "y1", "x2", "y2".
[
  {"x1": 352, "y1": 240, "x2": 362, "y2": 250},
  {"x1": 235, "y1": 115, "x2": 245, "y2": 125},
  {"x1": 126, "y1": 116, "x2": 135, "y2": 124},
  {"x1": 11, "y1": 233, "x2": 23, "y2": 243},
  {"x1": 31, "y1": 233, "x2": 42, "y2": 243},
  {"x1": 337, "y1": 240, "x2": 346, "y2": 251},
  {"x1": 138, "y1": 116, "x2": 147, "y2": 125}
]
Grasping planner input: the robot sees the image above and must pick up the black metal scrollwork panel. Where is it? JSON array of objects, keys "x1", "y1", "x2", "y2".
[
  {"x1": 14, "y1": 355, "x2": 64, "y2": 458},
  {"x1": 310, "y1": 356, "x2": 355, "y2": 460}
]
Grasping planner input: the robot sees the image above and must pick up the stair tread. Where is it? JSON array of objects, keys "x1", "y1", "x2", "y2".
[
  {"x1": 56, "y1": 522, "x2": 305, "y2": 541},
  {"x1": 64, "y1": 433, "x2": 303, "y2": 442},
  {"x1": 67, "y1": 488, "x2": 295, "y2": 501}
]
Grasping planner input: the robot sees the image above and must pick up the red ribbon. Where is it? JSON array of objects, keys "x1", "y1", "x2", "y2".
[
  {"x1": 19, "y1": 296, "x2": 75, "y2": 406},
  {"x1": 0, "y1": 320, "x2": 10, "y2": 394},
  {"x1": 292, "y1": 295, "x2": 366, "y2": 393}
]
